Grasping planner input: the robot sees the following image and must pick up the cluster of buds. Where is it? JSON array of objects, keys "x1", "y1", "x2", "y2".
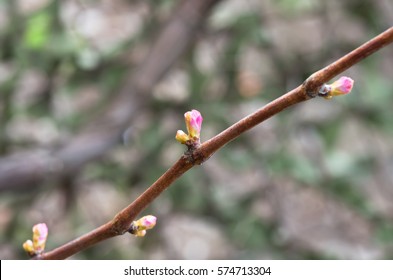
[
  {"x1": 23, "y1": 223, "x2": 48, "y2": 256},
  {"x1": 319, "y1": 76, "x2": 354, "y2": 99},
  {"x1": 128, "y1": 215, "x2": 157, "y2": 237},
  {"x1": 175, "y1": 109, "x2": 203, "y2": 148}
]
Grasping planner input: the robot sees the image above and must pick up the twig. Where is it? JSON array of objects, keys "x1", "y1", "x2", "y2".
[{"x1": 35, "y1": 27, "x2": 393, "y2": 259}]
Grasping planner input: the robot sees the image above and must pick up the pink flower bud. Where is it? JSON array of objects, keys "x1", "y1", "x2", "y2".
[
  {"x1": 32, "y1": 223, "x2": 48, "y2": 253},
  {"x1": 175, "y1": 130, "x2": 189, "y2": 144},
  {"x1": 330, "y1": 76, "x2": 354, "y2": 95},
  {"x1": 324, "y1": 76, "x2": 354, "y2": 99},
  {"x1": 135, "y1": 215, "x2": 157, "y2": 230},
  {"x1": 185, "y1": 110, "x2": 203, "y2": 139},
  {"x1": 23, "y1": 240, "x2": 34, "y2": 255},
  {"x1": 129, "y1": 215, "x2": 157, "y2": 237}
]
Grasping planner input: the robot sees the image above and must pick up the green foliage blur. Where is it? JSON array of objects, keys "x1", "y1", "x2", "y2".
[{"x1": 0, "y1": 0, "x2": 392, "y2": 259}]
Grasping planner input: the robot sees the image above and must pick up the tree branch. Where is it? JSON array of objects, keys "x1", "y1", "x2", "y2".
[{"x1": 35, "y1": 27, "x2": 393, "y2": 259}]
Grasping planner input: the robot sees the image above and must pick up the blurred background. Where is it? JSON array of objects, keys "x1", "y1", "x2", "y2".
[{"x1": 0, "y1": 0, "x2": 393, "y2": 259}]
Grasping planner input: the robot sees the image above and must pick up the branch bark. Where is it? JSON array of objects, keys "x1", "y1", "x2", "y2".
[{"x1": 35, "y1": 27, "x2": 393, "y2": 259}]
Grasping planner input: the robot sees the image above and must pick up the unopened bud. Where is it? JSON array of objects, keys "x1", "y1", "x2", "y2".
[
  {"x1": 176, "y1": 109, "x2": 203, "y2": 147},
  {"x1": 321, "y1": 76, "x2": 354, "y2": 99},
  {"x1": 32, "y1": 223, "x2": 48, "y2": 253},
  {"x1": 128, "y1": 215, "x2": 157, "y2": 237},
  {"x1": 23, "y1": 240, "x2": 35, "y2": 256}
]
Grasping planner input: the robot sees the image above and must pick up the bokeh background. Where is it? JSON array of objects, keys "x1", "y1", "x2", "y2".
[{"x1": 0, "y1": 0, "x2": 393, "y2": 259}]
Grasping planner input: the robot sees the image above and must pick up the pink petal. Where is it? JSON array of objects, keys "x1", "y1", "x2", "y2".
[{"x1": 331, "y1": 76, "x2": 354, "y2": 95}]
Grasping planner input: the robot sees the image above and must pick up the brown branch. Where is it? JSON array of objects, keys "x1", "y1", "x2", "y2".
[
  {"x1": 36, "y1": 157, "x2": 193, "y2": 259},
  {"x1": 35, "y1": 27, "x2": 393, "y2": 259},
  {"x1": 0, "y1": 0, "x2": 221, "y2": 192},
  {"x1": 202, "y1": 26, "x2": 393, "y2": 156}
]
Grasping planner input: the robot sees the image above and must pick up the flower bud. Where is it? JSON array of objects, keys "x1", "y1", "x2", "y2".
[
  {"x1": 128, "y1": 215, "x2": 157, "y2": 237},
  {"x1": 23, "y1": 223, "x2": 48, "y2": 256},
  {"x1": 185, "y1": 110, "x2": 203, "y2": 139},
  {"x1": 175, "y1": 130, "x2": 189, "y2": 144},
  {"x1": 23, "y1": 240, "x2": 35, "y2": 256},
  {"x1": 323, "y1": 76, "x2": 354, "y2": 99},
  {"x1": 135, "y1": 215, "x2": 157, "y2": 230},
  {"x1": 176, "y1": 109, "x2": 203, "y2": 147},
  {"x1": 32, "y1": 223, "x2": 48, "y2": 253}
]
